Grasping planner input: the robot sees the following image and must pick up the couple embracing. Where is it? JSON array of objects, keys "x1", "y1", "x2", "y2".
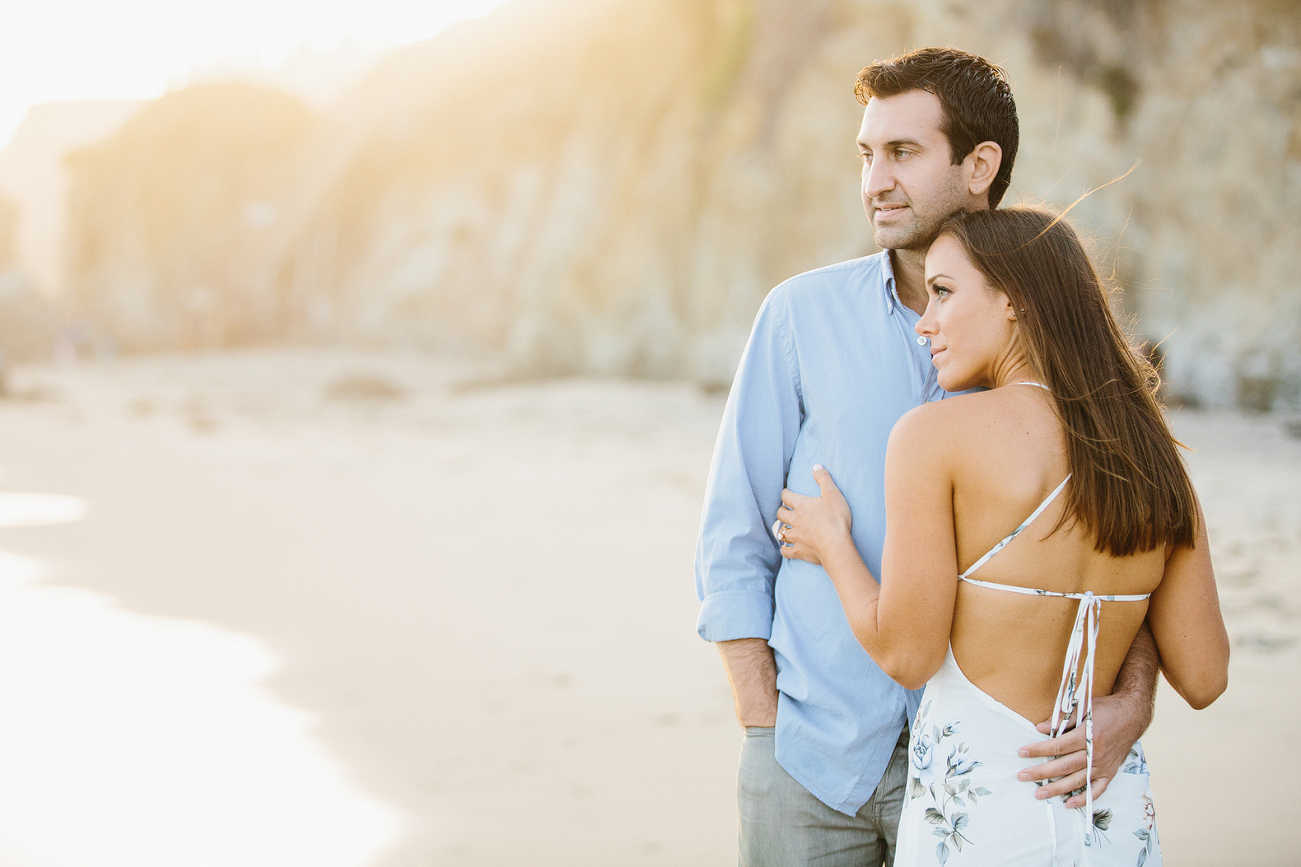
[{"x1": 694, "y1": 47, "x2": 1229, "y2": 866}]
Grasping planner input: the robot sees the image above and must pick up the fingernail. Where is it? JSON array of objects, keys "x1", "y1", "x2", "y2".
[
  {"x1": 1017, "y1": 748, "x2": 1029, "y2": 757},
  {"x1": 813, "y1": 463, "x2": 823, "y2": 471}
]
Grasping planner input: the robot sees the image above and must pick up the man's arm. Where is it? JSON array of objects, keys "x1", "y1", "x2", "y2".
[
  {"x1": 695, "y1": 285, "x2": 802, "y2": 714},
  {"x1": 718, "y1": 638, "x2": 779, "y2": 728},
  {"x1": 1016, "y1": 621, "x2": 1159, "y2": 808}
]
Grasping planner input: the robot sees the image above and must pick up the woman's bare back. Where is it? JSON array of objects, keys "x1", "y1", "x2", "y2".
[{"x1": 942, "y1": 384, "x2": 1164, "y2": 724}]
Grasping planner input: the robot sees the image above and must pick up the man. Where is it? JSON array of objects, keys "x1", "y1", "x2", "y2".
[{"x1": 694, "y1": 47, "x2": 1160, "y2": 866}]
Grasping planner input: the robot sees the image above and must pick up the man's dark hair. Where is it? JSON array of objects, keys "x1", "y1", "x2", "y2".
[{"x1": 855, "y1": 47, "x2": 1019, "y2": 208}]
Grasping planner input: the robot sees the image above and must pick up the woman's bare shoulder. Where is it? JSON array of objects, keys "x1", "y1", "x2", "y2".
[
  {"x1": 893, "y1": 389, "x2": 1037, "y2": 462},
  {"x1": 895, "y1": 390, "x2": 1001, "y2": 432},
  {"x1": 890, "y1": 393, "x2": 985, "y2": 465}
]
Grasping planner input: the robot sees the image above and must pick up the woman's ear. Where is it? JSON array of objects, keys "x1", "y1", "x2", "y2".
[
  {"x1": 967, "y1": 141, "x2": 1002, "y2": 199},
  {"x1": 1003, "y1": 293, "x2": 1019, "y2": 322}
]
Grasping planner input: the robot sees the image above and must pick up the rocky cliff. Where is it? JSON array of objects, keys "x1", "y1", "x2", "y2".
[
  {"x1": 0, "y1": 99, "x2": 145, "y2": 296},
  {"x1": 62, "y1": 0, "x2": 1301, "y2": 408},
  {"x1": 64, "y1": 84, "x2": 316, "y2": 349},
  {"x1": 0, "y1": 191, "x2": 56, "y2": 363}
]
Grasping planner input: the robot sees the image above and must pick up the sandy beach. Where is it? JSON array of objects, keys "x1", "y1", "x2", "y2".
[{"x1": 0, "y1": 347, "x2": 1296, "y2": 866}]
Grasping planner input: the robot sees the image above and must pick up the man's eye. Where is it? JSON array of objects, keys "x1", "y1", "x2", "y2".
[
  {"x1": 859, "y1": 152, "x2": 872, "y2": 162},
  {"x1": 895, "y1": 149, "x2": 912, "y2": 160}
]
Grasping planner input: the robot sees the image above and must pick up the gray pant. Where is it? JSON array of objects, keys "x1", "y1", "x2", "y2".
[{"x1": 738, "y1": 726, "x2": 909, "y2": 867}]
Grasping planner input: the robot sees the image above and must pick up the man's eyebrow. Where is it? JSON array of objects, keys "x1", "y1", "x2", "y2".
[{"x1": 857, "y1": 138, "x2": 926, "y2": 150}]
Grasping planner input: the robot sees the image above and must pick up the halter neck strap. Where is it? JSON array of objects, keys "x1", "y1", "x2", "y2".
[{"x1": 958, "y1": 475, "x2": 1071, "y2": 580}]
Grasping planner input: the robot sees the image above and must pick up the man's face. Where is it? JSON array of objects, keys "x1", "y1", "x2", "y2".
[{"x1": 857, "y1": 90, "x2": 977, "y2": 252}]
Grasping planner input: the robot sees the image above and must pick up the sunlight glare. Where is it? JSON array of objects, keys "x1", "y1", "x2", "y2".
[{"x1": 0, "y1": 492, "x2": 404, "y2": 866}]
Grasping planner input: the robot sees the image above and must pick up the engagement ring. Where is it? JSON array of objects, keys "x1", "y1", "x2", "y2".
[{"x1": 772, "y1": 519, "x2": 789, "y2": 545}]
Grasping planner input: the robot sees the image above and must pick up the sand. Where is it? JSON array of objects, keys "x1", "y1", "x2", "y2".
[{"x1": 0, "y1": 347, "x2": 1295, "y2": 866}]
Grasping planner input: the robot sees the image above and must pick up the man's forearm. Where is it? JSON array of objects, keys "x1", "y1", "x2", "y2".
[
  {"x1": 1113, "y1": 620, "x2": 1160, "y2": 735},
  {"x1": 1016, "y1": 620, "x2": 1162, "y2": 805},
  {"x1": 717, "y1": 637, "x2": 779, "y2": 728}
]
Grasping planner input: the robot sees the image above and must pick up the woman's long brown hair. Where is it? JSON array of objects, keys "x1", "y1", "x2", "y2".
[{"x1": 937, "y1": 206, "x2": 1197, "y2": 556}]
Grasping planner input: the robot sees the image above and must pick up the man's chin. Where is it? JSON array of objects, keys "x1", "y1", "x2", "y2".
[
  {"x1": 873, "y1": 228, "x2": 917, "y2": 252},
  {"x1": 874, "y1": 223, "x2": 939, "y2": 253}
]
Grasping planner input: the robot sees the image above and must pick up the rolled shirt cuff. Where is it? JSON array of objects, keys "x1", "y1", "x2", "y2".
[{"x1": 696, "y1": 589, "x2": 775, "y2": 642}]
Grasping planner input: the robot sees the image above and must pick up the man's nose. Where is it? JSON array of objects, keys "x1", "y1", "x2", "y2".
[{"x1": 864, "y1": 159, "x2": 895, "y2": 199}]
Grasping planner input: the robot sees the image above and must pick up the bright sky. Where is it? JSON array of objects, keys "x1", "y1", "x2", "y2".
[{"x1": 0, "y1": 0, "x2": 512, "y2": 149}]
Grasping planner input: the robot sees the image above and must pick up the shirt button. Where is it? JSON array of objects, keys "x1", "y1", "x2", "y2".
[{"x1": 916, "y1": 336, "x2": 927, "y2": 345}]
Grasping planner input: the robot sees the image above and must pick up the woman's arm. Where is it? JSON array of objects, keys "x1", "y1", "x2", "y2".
[
  {"x1": 776, "y1": 406, "x2": 958, "y2": 689},
  {"x1": 1145, "y1": 498, "x2": 1230, "y2": 709}
]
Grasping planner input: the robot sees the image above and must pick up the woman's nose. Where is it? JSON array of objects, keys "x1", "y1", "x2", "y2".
[{"x1": 915, "y1": 303, "x2": 936, "y2": 337}]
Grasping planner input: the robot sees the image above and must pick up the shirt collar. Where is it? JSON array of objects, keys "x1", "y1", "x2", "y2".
[{"x1": 882, "y1": 250, "x2": 901, "y2": 314}]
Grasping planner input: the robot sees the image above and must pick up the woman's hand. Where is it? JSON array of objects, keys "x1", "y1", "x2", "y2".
[{"x1": 775, "y1": 465, "x2": 854, "y2": 566}]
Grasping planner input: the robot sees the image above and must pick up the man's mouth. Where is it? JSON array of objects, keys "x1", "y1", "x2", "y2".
[{"x1": 874, "y1": 203, "x2": 907, "y2": 220}]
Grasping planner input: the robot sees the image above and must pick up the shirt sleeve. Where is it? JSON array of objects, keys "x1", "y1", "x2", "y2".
[{"x1": 695, "y1": 284, "x2": 803, "y2": 642}]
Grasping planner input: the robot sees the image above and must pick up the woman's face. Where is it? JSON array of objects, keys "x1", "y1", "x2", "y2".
[{"x1": 917, "y1": 234, "x2": 1019, "y2": 392}]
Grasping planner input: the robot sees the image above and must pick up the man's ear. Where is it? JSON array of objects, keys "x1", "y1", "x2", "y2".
[{"x1": 967, "y1": 141, "x2": 1003, "y2": 199}]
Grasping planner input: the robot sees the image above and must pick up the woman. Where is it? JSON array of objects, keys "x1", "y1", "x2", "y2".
[{"x1": 773, "y1": 207, "x2": 1228, "y2": 866}]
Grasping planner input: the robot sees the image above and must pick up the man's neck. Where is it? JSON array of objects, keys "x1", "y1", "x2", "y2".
[{"x1": 889, "y1": 248, "x2": 928, "y2": 315}]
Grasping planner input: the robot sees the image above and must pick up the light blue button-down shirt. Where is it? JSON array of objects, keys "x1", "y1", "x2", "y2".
[{"x1": 695, "y1": 250, "x2": 955, "y2": 815}]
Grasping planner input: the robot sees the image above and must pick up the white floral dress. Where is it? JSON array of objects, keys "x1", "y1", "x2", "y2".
[{"x1": 894, "y1": 474, "x2": 1162, "y2": 867}]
